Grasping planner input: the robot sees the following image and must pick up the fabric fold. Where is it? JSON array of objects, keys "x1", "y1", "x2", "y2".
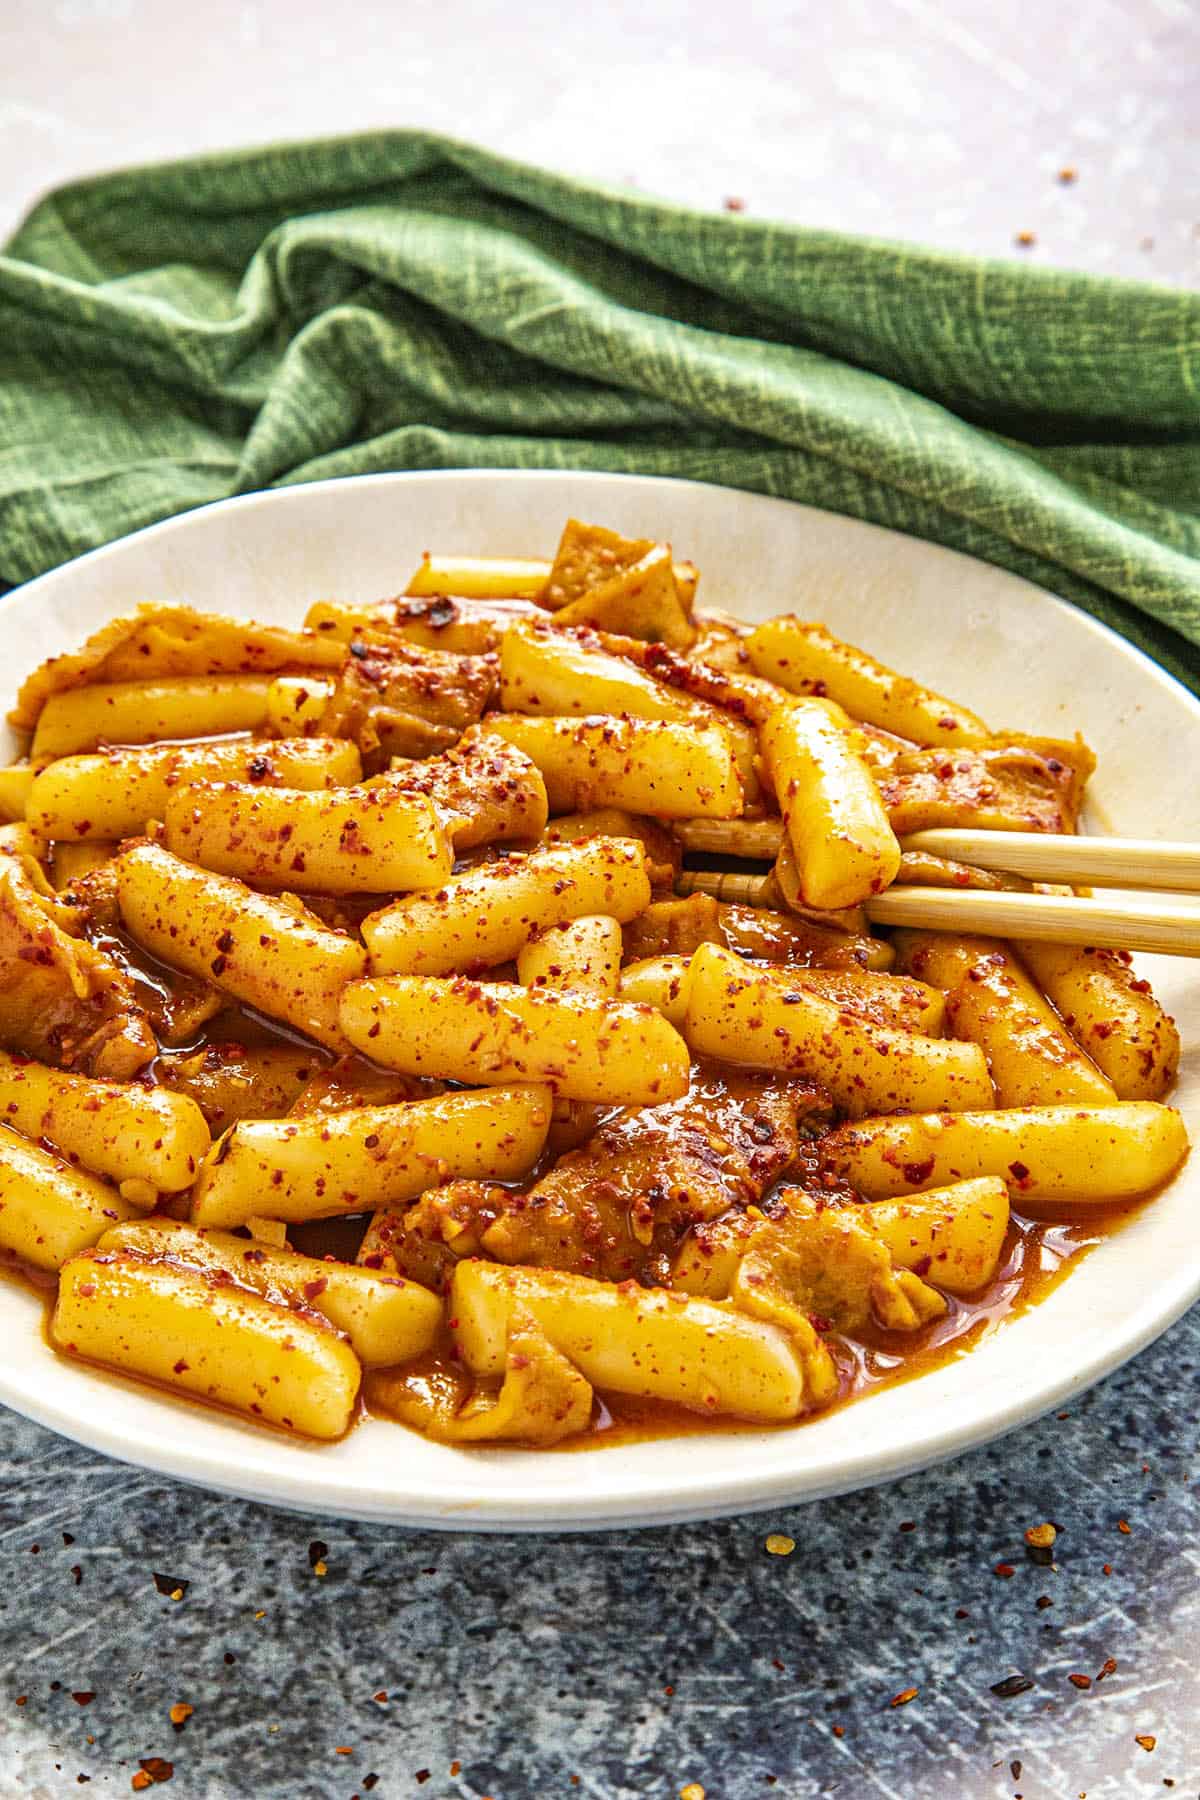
[{"x1": 0, "y1": 129, "x2": 1196, "y2": 689}]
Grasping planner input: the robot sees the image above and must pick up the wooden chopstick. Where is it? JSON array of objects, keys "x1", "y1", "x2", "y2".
[
  {"x1": 900, "y1": 829, "x2": 1200, "y2": 892},
  {"x1": 865, "y1": 886, "x2": 1200, "y2": 956}
]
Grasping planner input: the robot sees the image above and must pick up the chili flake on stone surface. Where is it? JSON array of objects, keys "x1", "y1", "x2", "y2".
[
  {"x1": 765, "y1": 1534, "x2": 794, "y2": 1556},
  {"x1": 890, "y1": 1687, "x2": 918, "y2": 1708}
]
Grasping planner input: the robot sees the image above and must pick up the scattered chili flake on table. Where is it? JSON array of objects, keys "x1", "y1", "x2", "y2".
[
  {"x1": 1036, "y1": 1596, "x2": 1054, "y2": 1611},
  {"x1": 362, "y1": 1779, "x2": 379, "y2": 1793},
  {"x1": 994, "y1": 1562, "x2": 1016, "y2": 1579},
  {"x1": 765, "y1": 1534, "x2": 795, "y2": 1556},
  {"x1": 1024, "y1": 1523, "x2": 1057, "y2": 1565},
  {"x1": 890, "y1": 1688, "x2": 919, "y2": 1708},
  {"x1": 14, "y1": 1695, "x2": 26, "y2": 1707},
  {"x1": 1136, "y1": 1735, "x2": 1157, "y2": 1752},
  {"x1": 1069, "y1": 1673, "x2": 1092, "y2": 1690},
  {"x1": 308, "y1": 1540, "x2": 329, "y2": 1572},
  {"x1": 254, "y1": 1610, "x2": 266, "y2": 1621},
  {"x1": 450, "y1": 1763, "x2": 461, "y2": 1777},
  {"x1": 168, "y1": 1704, "x2": 193, "y2": 1729},
  {"x1": 335, "y1": 1746, "x2": 354, "y2": 1756},
  {"x1": 372, "y1": 1691, "x2": 388, "y2": 1704},
  {"x1": 1118, "y1": 1519, "x2": 1132, "y2": 1534},
  {"x1": 132, "y1": 1759, "x2": 173, "y2": 1789},
  {"x1": 152, "y1": 1574, "x2": 188, "y2": 1601},
  {"x1": 1096, "y1": 1658, "x2": 1118, "y2": 1682},
  {"x1": 832, "y1": 1725, "x2": 845, "y2": 1739},
  {"x1": 71, "y1": 1693, "x2": 95, "y2": 1707},
  {"x1": 70, "y1": 1565, "x2": 83, "y2": 1586}
]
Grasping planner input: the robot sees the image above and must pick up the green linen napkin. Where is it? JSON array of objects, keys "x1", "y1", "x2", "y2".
[{"x1": 1, "y1": 131, "x2": 1197, "y2": 690}]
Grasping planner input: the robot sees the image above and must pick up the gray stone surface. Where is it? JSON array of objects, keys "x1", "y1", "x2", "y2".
[
  {"x1": 1, "y1": 0, "x2": 1198, "y2": 287},
  {"x1": 1, "y1": 1306, "x2": 1197, "y2": 1798}
]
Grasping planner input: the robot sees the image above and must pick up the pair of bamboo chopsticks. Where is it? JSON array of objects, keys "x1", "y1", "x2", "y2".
[{"x1": 676, "y1": 823, "x2": 1200, "y2": 957}]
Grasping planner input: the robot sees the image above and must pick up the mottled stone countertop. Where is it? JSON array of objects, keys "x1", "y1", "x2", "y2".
[{"x1": 1, "y1": 1, "x2": 1198, "y2": 1794}]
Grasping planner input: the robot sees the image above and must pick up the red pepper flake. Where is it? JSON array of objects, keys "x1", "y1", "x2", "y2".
[
  {"x1": 1036, "y1": 1595, "x2": 1054, "y2": 1610},
  {"x1": 335, "y1": 1745, "x2": 354, "y2": 1755},
  {"x1": 663, "y1": 1684, "x2": 675, "y2": 1696},
  {"x1": 1069, "y1": 1672, "x2": 1092, "y2": 1690},
  {"x1": 134, "y1": 1760, "x2": 174, "y2": 1787},
  {"x1": 168, "y1": 1703, "x2": 193, "y2": 1728},
  {"x1": 832, "y1": 1724, "x2": 845, "y2": 1738},
  {"x1": 62, "y1": 1533, "x2": 75, "y2": 1546},
  {"x1": 362, "y1": 1778, "x2": 379, "y2": 1793},
  {"x1": 1096, "y1": 1657, "x2": 1118, "y2": 1682},
  {"x1": 223, "y1": 1653, "x2": 236, "y2": 1666},
  {"x1": 172, "y1": 1360, "x2": 188, "y2": 1375},
  {"x1": 449, "y1": 1763, "x2": 461, "y2": 1777},
  {"x1": 308, "y1": 1540, "x2": 329, "y2": 1576},
  {"x1": 415, "y1": 1773, "x2": 432, "y2": 1785},
  {"x1": 889, "y1": 1687, "x2": 918, "y2": 1708},
  {"x1": 994, "y1": 1562, "x2": 1016, "y2": 1579},
  {"x1": 14, "y1": 1695, "x2": 26, "y2": 1706},
  {"x1": 71, "y1": 1565, "x2": 83, "y2": 1586},
  {"x1": 1118, "y1": 1519, "x2": 1132, "y2": 1534},
  {"x1": 1102, "y1": 1563, "x2": 1113, "y2": 1576},
  {"x1": 71, "y1": 1692, "x2": 96, "y2": 1707},
  {"x1": 954, "y1": 1608, "x2": 969, "y2": 1620},
  {"x1": 152, "y1": 1572, "x2": 188, "y2": 1600},
  {"x1": 1135, "y1": 1734, "x2": 1156, "y2": 1752},
  {"x1": 1011, "y1": 1762, "x2": 1022, "y2": 1782}
]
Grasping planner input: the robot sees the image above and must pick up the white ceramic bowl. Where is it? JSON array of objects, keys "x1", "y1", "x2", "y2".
[{"x1": 2, "y1": 470, "x2": 1197, "y2": 1529}]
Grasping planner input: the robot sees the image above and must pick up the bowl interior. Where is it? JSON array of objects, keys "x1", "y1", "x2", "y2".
[{"x1": 2, "y1": 470, "x2": 1197, "y2": 1528}]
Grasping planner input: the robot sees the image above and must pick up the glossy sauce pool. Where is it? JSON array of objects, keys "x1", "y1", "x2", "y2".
[{"x1": 362, "y1": 1208, "x2": 1137, "y2": 1450}]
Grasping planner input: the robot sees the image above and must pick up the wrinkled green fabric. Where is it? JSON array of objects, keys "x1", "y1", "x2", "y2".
[{"x1": 1, "y1": 131, "x2": 1197, "y2": 689}]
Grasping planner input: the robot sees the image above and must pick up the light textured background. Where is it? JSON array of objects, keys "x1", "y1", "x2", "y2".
[
  {"x1": 1, "y1": 0, "x2": 1198, "y2": 285},
  {"x1": 1, "y1": 2, "x2": 1199, "y2": 1796}
]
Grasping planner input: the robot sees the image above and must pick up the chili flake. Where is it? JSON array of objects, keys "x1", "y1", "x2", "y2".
[
  {"x1": 680, "y1": 1785, "x2": 706, "y2": 1800},
  {"x1": 1135, "y1": 1734, "x2": 1156, "y2": 1752},
  {"x1": 1118, "y1": 1519, "x2": 1132, "y2": 1534},
  {"x1": 152, "y1": 1573, "x2": 189, "y2": 1600},
  {"x1": 133, "y1": 1760, "x2": 173, "y2": 1787},
  {"x1": 1024, "y1": 1522, "x2": 1057, "y2": 1565},
  {"x1": 994, "y1": 1562, "x2": 1016, "y2": 1579},
  {"x1": 890, "y1": 1687, "x2": 918, "y2": 1708},
  {"x1": 1069, "y1": 1673, "x2": 1092, "y2": 1690},
  {"x1": 765, "y1": 1534, "x2": 795, "y2": 1556},
  {"x1": 168, "y1": 1703, "x2": 193, "y2": 1728}
]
